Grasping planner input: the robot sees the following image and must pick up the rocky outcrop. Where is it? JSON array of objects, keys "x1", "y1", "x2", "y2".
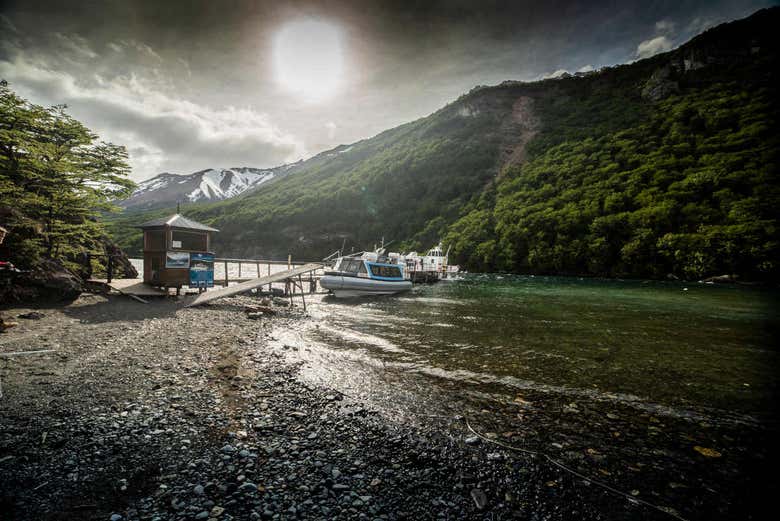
[
  {"x1": 0, "y1": 231, "x2": 135, "y2": 303},
  {"x1": 641, "y1": 65, "x2": 680, "y2": 101},
  {"x1": 500, "y1": 96, "x2": 541, "y2": 169},
  {"x1": 1, "y1": 259, "x2": 83, "y2": 302}
]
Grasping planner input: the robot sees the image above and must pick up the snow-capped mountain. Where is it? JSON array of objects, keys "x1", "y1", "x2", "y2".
[{"x1": 119, "y1": 166, "x2": 295, "y2": 211}]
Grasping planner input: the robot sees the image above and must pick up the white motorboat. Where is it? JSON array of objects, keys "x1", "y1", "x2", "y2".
[
  {"x1": 320, "y1": 252, "x2": 412, "y2": 298},
  {"x1": 399, "y1": 242, "x2": 461, "y2": 281}
]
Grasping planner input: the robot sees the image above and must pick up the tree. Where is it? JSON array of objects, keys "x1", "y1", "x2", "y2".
[{"x1": 0, "y1": 81, "x2": 135, "y2": 269}]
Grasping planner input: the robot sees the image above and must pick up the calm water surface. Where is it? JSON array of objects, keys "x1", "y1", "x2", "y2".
[
  {"x1": 270, "y1": 274, "x2": 779, "y2": 519},
  {"x1": 292, "y1": 274, "x2": 778, "y2": 421}
]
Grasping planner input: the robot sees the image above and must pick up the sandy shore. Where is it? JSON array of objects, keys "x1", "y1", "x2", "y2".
[{"x1": 0, "y1": 293, "x2": 706, "y2": 520}]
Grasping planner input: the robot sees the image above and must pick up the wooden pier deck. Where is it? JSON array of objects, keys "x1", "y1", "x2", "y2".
[
  {"x1": 89, "y1": 256, "x2": 325, "y2": 296},
  {"x1": 186, "y1": 263, "x2": 323, "y2": 307}
]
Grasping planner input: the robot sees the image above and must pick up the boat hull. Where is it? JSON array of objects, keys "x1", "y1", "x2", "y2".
[{"x1": 320, "y1": 275, "x2": 412, "y2": 297}]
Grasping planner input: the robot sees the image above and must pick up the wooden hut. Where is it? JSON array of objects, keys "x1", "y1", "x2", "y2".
[{"x1": 138, "y1": 214, "x2": 218, "y2": 290}]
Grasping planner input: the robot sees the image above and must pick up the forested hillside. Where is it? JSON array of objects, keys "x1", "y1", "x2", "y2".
[
  {"x1": 445, "y1": 9, "x2": 778, "y2": 280},
  {"x1": 447, "y1": 82, "x2": 778, "y2": 279},
  {"x1": 109, "y1": 7, "x2": 779, "y2": 280}
]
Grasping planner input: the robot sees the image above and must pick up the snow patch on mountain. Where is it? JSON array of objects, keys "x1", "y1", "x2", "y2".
[
  {"x1": 134, "y1": 175, "x2": 174, "y2": 194},
  {"x1": 121, "y1": 167, "x2": 285, "y2": 211},
  {"x1": 187, "y1": 169, "x2": 275, "y2": 202}
]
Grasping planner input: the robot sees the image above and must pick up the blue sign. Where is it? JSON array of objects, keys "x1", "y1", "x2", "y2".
[{"x1": 189, "y1": 253, "x2": 215, "y2": 288}]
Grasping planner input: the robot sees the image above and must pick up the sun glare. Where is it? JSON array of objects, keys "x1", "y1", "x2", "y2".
[{"x1": 273, "y1": 19, "x2": 345, "y2": 102}]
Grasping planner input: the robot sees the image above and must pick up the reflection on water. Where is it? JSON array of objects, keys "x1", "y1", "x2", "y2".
[
  {"x1": 289, "y1": 275, "x2": 778, "y2": 421},
  {"x1": 269, "y1": 274, "x2": 778, "y2": 519}
]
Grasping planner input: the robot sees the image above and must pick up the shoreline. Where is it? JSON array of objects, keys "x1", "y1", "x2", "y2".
[{"x1": 0, "y1": 294, "x2": 773, "y2": 520}]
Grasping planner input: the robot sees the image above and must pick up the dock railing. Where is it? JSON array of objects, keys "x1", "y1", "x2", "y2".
[{"x1": 214, "y1": 256, "x2": 325, "y2": 293}]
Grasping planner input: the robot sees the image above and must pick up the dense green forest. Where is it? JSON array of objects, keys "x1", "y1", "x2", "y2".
[
  {"x1": 0, "y1": 81, "x2": 134, "y2": 273},
  {"x1": 109, "y1": 8, "x2": 779, "y2": 281},
  {"x1": 446, "y1": 85, "x2": 779, "y2": 279}
]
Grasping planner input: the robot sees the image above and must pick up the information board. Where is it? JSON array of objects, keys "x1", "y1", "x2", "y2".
[
  {"x1": 189, "y1": 252, "x2": 215, "y2": 288},
  {"x1": 165, "y1": 251, "x2": 190, "y2": 268}
]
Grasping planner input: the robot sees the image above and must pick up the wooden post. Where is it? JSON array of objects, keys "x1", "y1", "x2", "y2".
[
  {"x1": 238, "y1": 262, "x2": 242, "y2": 279},
  {"x1": 298, "y1": 274, "x2": 307, "y2": 312},
  {"x1": 287, "y1": 254, "x2": 292, "y2": 270},
  {"x1": 224, "y1": 260, "x2": 229, "y2": 286},
  {"x1": 256, "y1": 261, "x2": 260, "y2": 278},
  {"x1": 267, "y1": 263, "x2": 271, "y2": 293},
  {"x1": 107, "y1": 255, "x2": 113, "y2": 284}
]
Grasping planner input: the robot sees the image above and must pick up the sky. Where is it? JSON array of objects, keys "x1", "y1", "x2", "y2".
[{"x1": 0, "y1": 0, "x2": 775, "y2": 182}]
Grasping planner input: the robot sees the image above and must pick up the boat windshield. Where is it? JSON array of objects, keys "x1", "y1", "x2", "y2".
[{"x1": 338, "y1": 258, "x2": 366, "y2": 274}]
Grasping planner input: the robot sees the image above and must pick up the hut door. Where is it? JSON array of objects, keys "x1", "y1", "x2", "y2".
[{"x1": 151, "y1": 255, "x2": 161, "y2": 283}]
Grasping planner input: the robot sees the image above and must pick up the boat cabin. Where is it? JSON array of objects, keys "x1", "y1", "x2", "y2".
[
  {"x1": 138, "y1": 214, "x2": 218, "y2": 289},
  {"x1": 330, "y1": 257, "x2": 405, "y2": 281},
  {"x1": 422, "y1": 243, "x2": 449, "y2": 272}
]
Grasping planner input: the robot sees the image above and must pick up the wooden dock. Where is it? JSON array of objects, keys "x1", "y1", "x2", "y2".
[
  {"x1": 186, "y1": 263, "x2": 323, "y2": 307},
  {"x1": 89, "y1": 255, "x2": 324, "y2": 295}
]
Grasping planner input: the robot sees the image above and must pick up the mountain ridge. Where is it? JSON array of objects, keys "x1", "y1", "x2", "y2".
[
  {"x1": 120, "y1": 166, "x2": 292, "y2": 211},
  {"x1": 108, "y1": 7, "x2": 779, "y2": 280}
]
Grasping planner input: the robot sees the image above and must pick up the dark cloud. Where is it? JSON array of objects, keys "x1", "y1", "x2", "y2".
[{"x1": 1, "y1": 0, "x2": 775, "y2": 180}]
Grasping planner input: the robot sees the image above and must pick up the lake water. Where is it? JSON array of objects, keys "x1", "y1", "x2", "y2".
[
  {"x1": 288, "y1": 274, "x2": 777, "y2": 419},
  {"x1": 271, "y1": 274, "x2": 779, "y2": 519}
]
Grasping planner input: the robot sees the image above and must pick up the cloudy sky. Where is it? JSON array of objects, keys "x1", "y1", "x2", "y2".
[{"x1": 1, "y1": 0, "x2": 775, "y2": 181}]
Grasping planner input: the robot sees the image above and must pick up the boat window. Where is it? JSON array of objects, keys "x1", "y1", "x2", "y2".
[
  {"x1": 358, "y1": 262, "x2": 367, "y2": 274},
  {"x1": 369, "y1": 264, "x2": 402, "y2": 278},
  {"x1": 340, "y1": 259, "x2": 363, "y2": 273}
]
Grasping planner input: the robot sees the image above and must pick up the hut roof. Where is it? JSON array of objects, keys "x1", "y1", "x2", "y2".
[{"x1": 137, "y1": 214, "x2": 219, "y2": 232}]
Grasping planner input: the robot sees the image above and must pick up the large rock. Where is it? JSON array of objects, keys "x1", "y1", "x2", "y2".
[
  {"x1": 101, "y1": 237, "x2": 138, "y2": 279},
  {"x1": 70, "y1": 236, "x2": 138, "y2": 281},
  {"x1": 0, "y1": 259, "x2": 83, "y2": 302},
  {"x1": 641, "y1": 66, "x2": 680, "y2": 101}
]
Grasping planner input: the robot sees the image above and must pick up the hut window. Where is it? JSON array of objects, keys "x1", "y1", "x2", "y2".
[
  {"x1": 145, "y1": 230, "x2": 165, "y2": 250},
  {"x1": 171, "y1": 230, "x2": 207, "y2": 251}
]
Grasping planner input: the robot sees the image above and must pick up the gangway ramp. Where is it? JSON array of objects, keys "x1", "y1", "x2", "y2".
[{"x1": 185, "y1": 263, "x2": 322, "y2": 307}]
